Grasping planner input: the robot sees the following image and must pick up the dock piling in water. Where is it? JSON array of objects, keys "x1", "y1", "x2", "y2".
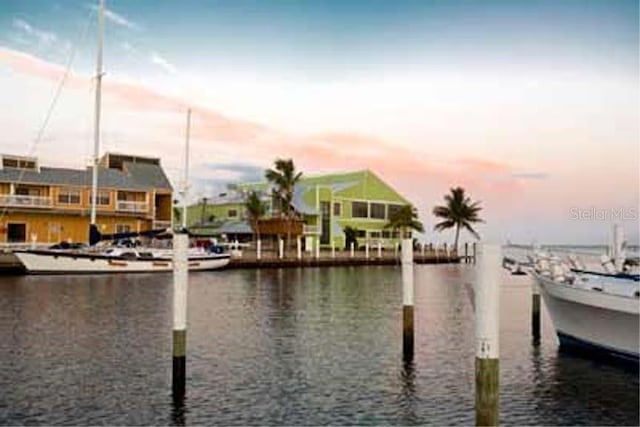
[
  {"x1": 475, "y1": 244, "x2": 501, "y2": 426},
  {"x1": 278, "y1": 238, "x2": 284, "y2": 259},
  {"x1": 350, "y1": 242, "x2": 355, "y2": 258},
  {"x1": 402, "y1": 238, "x2": 414, "y2": 360},
  {"x1": 531, "y1": 279, "x2": 541, "y2": 344},
  {"x1": 297, "y1": 237, "x2": 302, "y2": 260},
  {"x1": 257, "y1": 239, "x2": 261, "y2": 260},
  {"x1": 365, "y1": 242, "x2": 369, "y2": 259},
  {"x1": 172, "y1": 233, "x2": 189, "y2": 398}
]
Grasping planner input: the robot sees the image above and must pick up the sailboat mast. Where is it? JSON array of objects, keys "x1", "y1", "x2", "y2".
[
  {"x1": 90, "y1": 0, "x2": 104, "y2": 227},
  {"x1": 181, "y1": 108, "x2": 191, "y2": 230}
]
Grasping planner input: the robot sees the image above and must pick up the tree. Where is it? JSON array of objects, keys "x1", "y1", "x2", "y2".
[
  {"x1": 245, "y1": 191, "x2": 267, "y2": 242},
  {"x1": 385, "y1": 204, "x2": 424, "y2": 239},
  {"x1": 344, "y1": 226, "x2": 358, "y2": 250},
  {"x1": 432, "y1": 187, "x2": 483, "y2": 249},
  {"x1": 173, "y1": 206, "x2": 182, "y2": 227},
  {"x1": 265, "y1": 158, "x2": 302, "y2": 253}
]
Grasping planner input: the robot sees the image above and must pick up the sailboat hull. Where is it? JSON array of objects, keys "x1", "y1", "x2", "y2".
[{"x1": 13, "y1": 250, "x2": 230, "y2": 274}]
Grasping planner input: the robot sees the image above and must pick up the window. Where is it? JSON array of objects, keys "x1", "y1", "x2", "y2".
[
  {"x1": 58, "y1": 189, "x2": 80, "y2": 204},
  {"x1": 356, "y1": 229, "x2": 366, "y2": 238},
  {"x1": 115, "y1": 224, "x2": 131, "y2": 234},
  {"x1": 370, "y1": 231, "x2": 381, "y2": 238},
  {"x1": 15, "y1": 186, "x2": 41, "y2": 196},
  {"x1": 352, "y1": 201, "x2": 368, "y2": 218},
  {"x1": 370, "y1": 203, "x2": 385, "y2": 219},
  {"x1": 228, "y1": 209, "x2": 238, "y2": 218},
  {"x1": 388, "y1": 204, "x2": 403, "y2": 219},
  {"x1": 97, "y1": 191, "x2": 110, "y2": 206},
  {"x1": 382, "y1": 230, "x2": 391, "y2": 239},
  {"x1": 333, "y1": 202, "x2": 341, "y2": 216},
  {"x1": 392, "y1": 231, "x2": 400, "y2": 239}
]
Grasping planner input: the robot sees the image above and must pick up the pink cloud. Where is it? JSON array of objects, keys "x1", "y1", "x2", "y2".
[{"x1": 1, "y1": 46, "x2": 523, "y2": 211}]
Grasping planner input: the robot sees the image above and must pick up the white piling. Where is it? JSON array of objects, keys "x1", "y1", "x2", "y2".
[
  {"x1": 256, "y1": 239, "x2": 261, "y2": 260},
  {"x1": 297, "y1": 236, "x2": 302, "y2": 260},
  {"x1": 350, "y1": 242, "x2": 355, "y2": 258},
  {"x1": 402, "y1": 238, "x2": 414, "y2": 359},
  {"x1": 365, "y1": 242, "x2": 369, "y2": 259},
  {"x1": 475, "y1": 243, "x2": 501, "y2": 426},
  {"x1": 331, "y1": 241, "x2": 335, "y2": 259},
  {"x1": 613, "y1": 224, "x2": 625, "y2": 272},
  {"x1": 278, "y1": 238, "x2": 284, "y2": 259},
  {"x1": 172, "y1": 233, "x2": 189, "y2": 397},
  {"x1": 315, "y1": 239, "x2": 320, "y2": 259},
  {"x1": 377, "y1": 241, "x2": 382, "y2": 258}
]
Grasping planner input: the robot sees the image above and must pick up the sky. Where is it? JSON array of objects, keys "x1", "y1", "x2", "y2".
[{"x1": 0, "y1": 0, "x2": 638, "y2": 244}]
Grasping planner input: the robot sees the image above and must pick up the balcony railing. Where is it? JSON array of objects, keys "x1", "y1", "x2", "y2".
[
  {"x1": 303, "y1": 225, "x2": 320, "y2": 235},
  {"x1": 0, "y1": 194, "x2": 52, "y2": 208},
  {"x1": 116, "y1": 201, "x2": 149, "y2": 213},
  {"x1": 153, "y1": 220, "x2": 172, "y2": 230}
]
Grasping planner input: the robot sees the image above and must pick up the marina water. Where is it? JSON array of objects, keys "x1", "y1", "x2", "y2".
[{"x1": 1, "y1": 264, "x2": 637, "y2": 425}]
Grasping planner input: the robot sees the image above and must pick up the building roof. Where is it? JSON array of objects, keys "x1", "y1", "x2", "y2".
[{"x1": 0, "y1": 157, "x2": 172, "y2": 191}]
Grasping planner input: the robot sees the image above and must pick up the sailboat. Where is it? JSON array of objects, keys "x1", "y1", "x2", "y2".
[{"x1": 13, "y1": 0, "x2": 230, "y2": 274}]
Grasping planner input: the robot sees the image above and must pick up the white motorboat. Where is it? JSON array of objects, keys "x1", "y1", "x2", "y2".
[{"x1": 532, "y1": 254, "x2": 639, "y2": 363}]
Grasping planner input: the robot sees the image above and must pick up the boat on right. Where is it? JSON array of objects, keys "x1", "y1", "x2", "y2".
[{"x1": 530, "y1": 226, "x2": 639, "y2": 364}]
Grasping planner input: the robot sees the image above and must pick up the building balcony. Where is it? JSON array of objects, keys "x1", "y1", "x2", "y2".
[
  {"x1": 0, "y1": 194, "x2": 52, "y2": 208},
  {"x1": 153, "y1": 220, "x2": 172, "y2": 230},
  {"x1": 303, "y1": 225, "x2": 320, "y2": 235},
  {"x1": 116, "y1": 201, "x2": 149, "y2": 213}
]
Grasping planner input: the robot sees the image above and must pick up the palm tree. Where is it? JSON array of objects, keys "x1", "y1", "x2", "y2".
[
  {"x1": 432, "y1": 187, "x2": 483, "y2": 249},
  {"x1": 245, "y1": 191, "x2": 267, "y2": 242},
  {"x1": 265, "y1": 158, "x2": 302, "y2": 252},
  {"x1": 385, "y1": 205, "x2": 424, "y2": 239}
]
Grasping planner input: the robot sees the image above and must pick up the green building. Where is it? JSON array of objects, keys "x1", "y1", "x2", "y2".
[{"x1": 187, "y1": 169, "x2": 413, "y2": 249}]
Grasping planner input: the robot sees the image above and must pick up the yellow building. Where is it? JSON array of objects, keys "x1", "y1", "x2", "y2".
[{"x1": 0, "y1": 153, "x2": 173, "y2": 244}]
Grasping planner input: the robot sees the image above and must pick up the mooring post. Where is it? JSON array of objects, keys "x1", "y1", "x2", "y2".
[
  {"x1": 350, "y1": 242, "x2": 355, "y2": 258},
  {"x1": 531, "y1": 279, "x2": 541, "y2": 344},
  {"x1": 172, "y1": 232, "x2": 189, "y2": 398},
  {"x1": 613, "y1": 224, "x2": 624, "y2": 272},
  {"x1": 365, "y1": 242, "x2": 369, "y2": 259},
  {"x1": 475, "y1": 243, "x2": 501, "y2": 426},
  {"x1": 402, "y1": 238, "x2": 415, "y2": 359},
  {"x1": 297, "y1": 236, "x2": 302, "y2": 260},
  {"x1": 377, "y1": 241, "x2": 382, "y2": 258},
  {"x1": 278, "y1": 238, "x2": 284, "y2": 259}
]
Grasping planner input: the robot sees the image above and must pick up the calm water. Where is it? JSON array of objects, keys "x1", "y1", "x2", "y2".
[{"x1": 0, "y1": 265, "x2": 637, "y2": 426}]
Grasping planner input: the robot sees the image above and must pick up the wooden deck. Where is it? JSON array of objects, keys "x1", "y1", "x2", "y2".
[{"x1": 226, "y1": 250, "x2": 475, "y2": 269}]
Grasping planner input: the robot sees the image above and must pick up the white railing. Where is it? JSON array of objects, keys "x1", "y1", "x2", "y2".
[
  {"x1": 303, "y1": 225, "x2": 320, "y2": 235},
  {"x1": 116, "y1": 201, "x2": 148, "y2": 213},
  {"x1": 153, "y1": 220, "x2": 172, "y2": 230},
  {"x1": 0, "y1": 194, "x2": 52, "y2": 208}
]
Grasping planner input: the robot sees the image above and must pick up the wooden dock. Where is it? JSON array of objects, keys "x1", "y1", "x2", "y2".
[{"x1": 226, "y1": 250, "x2": 474, "y2": 270}]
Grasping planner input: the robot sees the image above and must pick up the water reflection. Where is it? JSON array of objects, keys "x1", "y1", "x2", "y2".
[{"x1": 0, "y1": 267, "x2": 637, "y2": 425}]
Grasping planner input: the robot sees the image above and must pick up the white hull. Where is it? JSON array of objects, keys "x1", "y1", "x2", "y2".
[
  {"x1": 14, "y1": 250, "x2": 230, "y2": 274},
  {"x1": 533, "y1": 272, "x2": 639, "y2": 360}
]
